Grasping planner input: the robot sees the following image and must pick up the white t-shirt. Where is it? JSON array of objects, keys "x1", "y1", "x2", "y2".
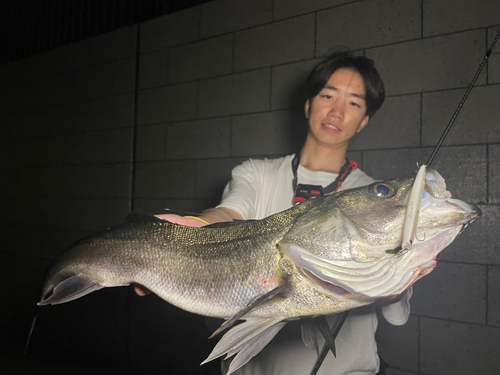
[{"x1": 218, "y1": 154, "x2": 412, "y2": 375}]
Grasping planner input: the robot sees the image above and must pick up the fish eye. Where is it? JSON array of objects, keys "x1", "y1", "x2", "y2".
[{"x1": 372, "y1": 183, "x2": 395, "y2": 198}]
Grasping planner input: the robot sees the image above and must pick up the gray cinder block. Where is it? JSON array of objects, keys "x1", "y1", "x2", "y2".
[
  {"x1": 196, "y1": 157, "x2": 247, "y2": 200},
  {"x1": 234, "y1": 14, "x2": 315, "y2": 72},
  {"x1": 317, "y1": 0, "x2": 421, "y2": 54},
  {"x1": 138, "y1": 82, "x2": 198, "y2": 125},
  {"x1": 489, "y1": 144, "x2": 500, "y2": 203},
  {"x1": 169, "y1": 35, "x2": 233, "y2": 84},
  {"x1": 0, "y1": 25, "x2": 137, "y2": 86},
  {"x1": 134, "y1": 161, "x2": 196, "y2": 199},
  {"x1": 0, "y1": 93, "x2": 135, "y2": 139},
  {"x1": 8, "y1": 196, "x2": 130, "y2": 231},
  {"x1": 489, "y1": 27, "x2": 500, "y2": 84},
  {"x1": 136, "y1": 125, "x2": 167, "y2": 161},
  {"x1": 165, "y1": 118, "x2": 231, "y2": 160},
  {"x1": 273, "y1": 0, "x2": 356, "y2": 20},
  {"x1": 140, "y1": 7, "x2": 200, "y2": 53},
  {"x1": 426, "y1": 145, "x2": 487, "y2": 203},
  {"x1": 1, "y1": 58, "x2": 136, "y2": 115},
  {"x1": 363, "y1": 148, "x2": 431, "y2": 181},
  {"x1": 350, "y1": 94, "x2": 421, "y2": 151},
  {"x1": 133, "y1": 198, "x2": 214, "y2": 216},
  {"x1": 422, "y1": 85, "x2": 500, "y2": 146},
  {"x1": 423, "y1": 0, "x2": 500, "y2": 37},
  {"x1": 488, "y1": 266, "x2": 500, "y2": 327},
  {"x1": 231, "y1": 109, "x2": 307, "y2": 157},
  {"x1": 271, "y1": 58, "x2": 320, "y2": 110},
  {"x1": 420, "y1": 317, "x2": 500, "y2": 375},
  {"x1": 386, "y1": 369, "x2": 423, "y2": 375},
  {"x1": 139, "y1": 49, "x2": 169, "y2": 89},
  {"x1": 11, "y1": 128, "x2": 133, "y2": 167},
  {"x1": 201, "y1": 0, "x2": 272, "y2": 38},
  {"x1": 411, "y1": 262, "x2": 487, "y2": 324},
  {"x1": 367, "y1": 30, "x2": 486, "y2": 96},
  {"x1": 365, "y1": 145, "x2": 486, "y2": 201},
  {"x1": 440, "y1": 205, "x2": 500, "y2": 265},
  {"x1": 19, "y1": 164, "x2": 132, "y2": 199},
  {"x1": 199, "y1": 69, "x2": 271, "y2": 117}
]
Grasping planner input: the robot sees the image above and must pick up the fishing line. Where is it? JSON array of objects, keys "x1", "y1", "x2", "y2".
[
  {"x1": 427, "y1": 28, "x2": 500, "y2": 167},
  {"x1": 23, "y1": 312, "x2": 38, "y2": 357}
]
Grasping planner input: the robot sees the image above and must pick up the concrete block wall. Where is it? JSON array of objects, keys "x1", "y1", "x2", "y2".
[
  {"x1": 1, "y1": 0, "x2": 499, "y2": 374},
  {"x1": 0, "y1": 26, "x2": 138, "y2": 373}
]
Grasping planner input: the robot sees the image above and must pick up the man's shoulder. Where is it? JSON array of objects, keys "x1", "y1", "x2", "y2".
[
  {"x1": 237, "y1": 154, "x2": 294, "y2": 174},
  {"x1": 346, "y1": 168, "x2": 376, "y2": 189}
]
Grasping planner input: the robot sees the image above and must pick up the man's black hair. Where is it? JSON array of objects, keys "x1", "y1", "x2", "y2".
[{"x1": 305, "y1": 52, "x2": 385, "y2": 117}]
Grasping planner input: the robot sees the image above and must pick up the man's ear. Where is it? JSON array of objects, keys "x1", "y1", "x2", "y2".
[
  {"x1": 357, "y1": 115, "x2": 370, "y2": 133},
  {"x1": 304, "y1": 99, "x2": 310, "y2": 118}
]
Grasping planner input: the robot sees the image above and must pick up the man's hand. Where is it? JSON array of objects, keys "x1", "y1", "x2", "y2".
[{"x1": 154, "y1": 214, "x2": 208, "y2": 227}]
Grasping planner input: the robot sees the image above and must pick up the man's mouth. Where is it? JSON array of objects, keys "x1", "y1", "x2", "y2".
[{"x1": 322, "y1": 123, "x2": 340, "y2": 133}]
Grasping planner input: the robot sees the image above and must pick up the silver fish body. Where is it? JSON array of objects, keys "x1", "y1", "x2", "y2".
[{"x1": 38, "y1": 168, "x2": 480, "y2": 373}]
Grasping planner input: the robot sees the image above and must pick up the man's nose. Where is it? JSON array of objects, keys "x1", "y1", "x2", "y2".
[{"x1": 328, "y1": 100, "x2": 344, "y2": 119}]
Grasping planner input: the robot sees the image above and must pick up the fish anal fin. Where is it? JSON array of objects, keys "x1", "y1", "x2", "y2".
[
  {"x1": 226, "y1": 321, "x2": 287, "y2": 374},
  {"x1": 38, "y1": 275, "x2": 103, "y2": 306},
  {"x1": 202, "y1": 317, "x2": 286, "y2": 372},
  {"x1": 209, "y1": 282, "x2": 288, "y2": 339}
]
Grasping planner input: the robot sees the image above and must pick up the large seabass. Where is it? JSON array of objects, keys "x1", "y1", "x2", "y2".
[{"x1": 38, "y1": 168, "x2": 480, "y2": 374}]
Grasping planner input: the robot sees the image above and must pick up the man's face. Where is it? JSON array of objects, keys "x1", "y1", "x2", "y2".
[{"x1": 305, "y1": 68, "x2": 369, "y2": 150}]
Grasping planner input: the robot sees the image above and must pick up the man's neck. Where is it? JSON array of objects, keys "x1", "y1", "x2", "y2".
[{"x1": 299, "y1": 138, "x2": 348, "y2": 174}]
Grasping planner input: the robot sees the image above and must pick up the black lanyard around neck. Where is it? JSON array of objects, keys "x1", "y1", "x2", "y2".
[{"x1": 291, "y1": 153, "x2": 358, "y2": 205}]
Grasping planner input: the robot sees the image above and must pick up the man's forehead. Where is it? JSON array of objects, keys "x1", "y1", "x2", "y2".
[
  {"x1": 323, "y1": 69, "x2": 366, "y2": 99},
  {"x1": 322, "y1": 84, "x2": 366, "y2": 100}
]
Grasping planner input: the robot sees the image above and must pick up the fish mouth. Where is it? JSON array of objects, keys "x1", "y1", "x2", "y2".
[
  {"x1": 418, "y1": 169, "x2": 481, "y2": 237},
  {"x1": 456, "y1": 204, "x2": 481, "y2": 236},
  {"x1": 418, "y1": 195, "x2": 481, "y2": 237}
]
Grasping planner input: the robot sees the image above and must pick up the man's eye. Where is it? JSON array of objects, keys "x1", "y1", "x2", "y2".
[
  {"x1": 322, "y1": 95, "x2": 332, "y2": 99},
  {"x1": 350, "y1": 102, "x2": 360, "y2": 107}
]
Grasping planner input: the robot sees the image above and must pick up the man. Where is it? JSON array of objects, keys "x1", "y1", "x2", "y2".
[{"x1": 136, "y1": 52, "x2": 411, "y2": 374}]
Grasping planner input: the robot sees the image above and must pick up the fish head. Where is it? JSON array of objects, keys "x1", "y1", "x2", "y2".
[{"x1": 281, "y1": 168, "x2": 481, "y2": 299}]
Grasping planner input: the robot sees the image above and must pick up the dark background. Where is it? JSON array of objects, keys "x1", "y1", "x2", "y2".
[{"x1": 1, "y1": 0, "x2": 500, "y2": 374}]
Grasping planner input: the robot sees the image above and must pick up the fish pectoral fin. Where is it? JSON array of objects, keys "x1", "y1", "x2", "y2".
[
  {"x1": 301, "y1": 318, "x2": 319, "y2": 355},
  {"x1": 202, "y1": 317, "x2": 286, "y2": 375},
  {"x1": 37, "y1": 275, "x2": 103, "y2": 306},
  {"x1": 209, "y1": 282, "x2": 288, "y2": 339}
]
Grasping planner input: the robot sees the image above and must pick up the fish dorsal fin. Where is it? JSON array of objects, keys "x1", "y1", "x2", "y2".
[
  {"x1": 37, "y1": 275, "x2": 104, "y2": 306},
  {"x1": 126, "y1": 211, "x2": 165, "y2": 223},
  {"x1": 209, "y1": 282, "x2": 288, "y2": 338}
]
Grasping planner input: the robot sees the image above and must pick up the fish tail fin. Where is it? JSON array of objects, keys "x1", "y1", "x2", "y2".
[
  {"x1": 201, "y1": 317, "x2": 286, "y2": 374},
  {"x1": 37, "y1": 275, "x2": 104, "y2": 306}
]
